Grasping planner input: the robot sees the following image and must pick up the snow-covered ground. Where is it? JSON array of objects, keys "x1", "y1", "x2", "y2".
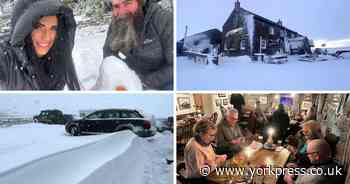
[
  {"x1": 0, "y1": 123, "x2": 173, "y2": 184},
  {"x1": 81, "y1": 132, "x2": 173, "y2": 184},
  {"x1": 0, "y1": 123, "x2": 112, "y2": 174},
  {"x1": 177, "y1": 55, "x2": 350, "y2": 90}
]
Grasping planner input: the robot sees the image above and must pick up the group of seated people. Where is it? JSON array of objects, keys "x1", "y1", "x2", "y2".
[
  {"x1": 282, "y1": 120, "x2": 345, "y2": 183},
  {"x1": 180, "y1": 107, "x2": 345, "y2": 184}
]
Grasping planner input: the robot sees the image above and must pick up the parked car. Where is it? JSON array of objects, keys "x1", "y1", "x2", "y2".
[
  {"x1": 156, "y1": 116, "x2": 173, "y2": 133},
  {"x1": 33, "y1": 110, "x2": 73, "y2": 125},
  {"x1": 65, "y1": 109, "x2": 155, "y2": 137}
]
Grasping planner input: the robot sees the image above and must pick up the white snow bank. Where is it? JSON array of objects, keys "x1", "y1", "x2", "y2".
[
  {"x1": 0, "y1": 123, "x2": 112, "y2": 174},
  {"x1": 339, "y1": 52, "x2": 350, "y2": 59},
  {"x1": 91, "y1": 56, "x2": 143, "y2": 91},
  {"x1": 321, "y1": 47, "x2": 350, "y2": 54},
  {"x1": 80, "y1": 132, "x2": 173, "y2": 184},
  {"x1": 0, "y1": 130, "x2": 136, "y2": 184},
  {"x1": 177, "y1": 55, "x2": 350, "y2": 90},
  {"x1": 73, "y1": 25, "x2": 108, "y2": 90},
  {"x1": 184, "y1": 33, "x2": 212, "y2": 53}
]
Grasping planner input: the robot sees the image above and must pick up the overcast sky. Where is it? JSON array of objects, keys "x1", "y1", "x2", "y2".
[
  {"x1": 0, "y1": 93, "x2": 173, "y2": 118},
  {"x1": 177, "y1": 0, "x2": 350, "y2": 47}
]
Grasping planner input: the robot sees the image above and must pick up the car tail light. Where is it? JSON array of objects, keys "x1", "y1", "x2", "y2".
[{"x1": 143, "y1": 120, "x2": 151, "y2": 129}]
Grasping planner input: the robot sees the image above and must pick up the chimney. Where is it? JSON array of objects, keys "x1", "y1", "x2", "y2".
[
  {"x1": 277, "y1": 19, "x2": 283, "y2": 26},
  {"x1": 235, "y1": 0, "x2": 240, "y2": 10}
]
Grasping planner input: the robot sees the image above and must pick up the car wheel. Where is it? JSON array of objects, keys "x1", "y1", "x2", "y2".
[
  {"x1": 69, "y1": 126, "x2": 80, "y2": 136},
  {"x1": 33, "y1": 118, "x2": 38, "y2": 123}
]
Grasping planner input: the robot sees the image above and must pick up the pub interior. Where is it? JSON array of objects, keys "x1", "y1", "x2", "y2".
[{"x1": 176, "y1": 93, "x2": 350, "y2": 184}]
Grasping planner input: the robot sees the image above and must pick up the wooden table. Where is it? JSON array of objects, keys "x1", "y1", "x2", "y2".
[
  {"x1": 208, "y1": 147, "x2": 290, "y2": 184},
  {"x1": 254, "y1": 53, "x2": 265, "y2": 63}
]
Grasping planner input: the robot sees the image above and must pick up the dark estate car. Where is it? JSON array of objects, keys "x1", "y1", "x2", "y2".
[
  {"x1": 33, "y1": 110, "x2": 73, "y2": 125},
  {"x1": 156, "y1": 116, "x2": 173, "y2": 133},
  {"x1": 65, "y1": 109, "x2": 155, "y2": 137}
]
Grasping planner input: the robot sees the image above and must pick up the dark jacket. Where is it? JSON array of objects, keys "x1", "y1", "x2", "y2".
[
  {"x1": 216, "y1": 119, "x2": 243, "y2": 145},
  {"x1": 0, "y1": 0, "x2": 80, "y2": 90},
  {"x1": 103, "y1": 0, "x2": 173, "y2": 90},
  {"x1": 271, "y1": 108, "x2": 290, "y2": 139},
  {"x1": 229, "y1": 94, "x2": 245, "y2": 120},
  {"x1": 216, "y1": 118, "x2": 243, "y2": 158}
]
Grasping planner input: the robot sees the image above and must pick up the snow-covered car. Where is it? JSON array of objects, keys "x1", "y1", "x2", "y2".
[
  {"x1": 65, "y1": 109, "x2": 155, "y2": 137},
  {"x1": 334, "y1": 50, "x2": 350, "y2": 59}
]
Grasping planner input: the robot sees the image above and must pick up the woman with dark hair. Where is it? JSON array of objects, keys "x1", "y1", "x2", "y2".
[{"x1": 0, "y1": 0, "x2": 80, "y2": 90}]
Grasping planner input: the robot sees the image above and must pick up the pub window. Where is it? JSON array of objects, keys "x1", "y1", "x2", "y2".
[
  {"x1": 269, "y1": 27, "x2": 275, "y2": 35},
  {"x1": 193, "y1": 40, "x2": 200, "y2": 46},
  {"x1": 260, "y1": 39, "x2": 267, "y2": 49},
  {"x1": 240, "y1": 39, "x2": 246, "y2": 50},
  {"x1": 280, "y1": 30, "x2": 285, "y2": 37},
  {"x1": 225, "y1": 35, "x2": 236, "y2": 50}
]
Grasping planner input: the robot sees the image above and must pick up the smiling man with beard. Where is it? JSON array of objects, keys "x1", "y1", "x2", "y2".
[{"x1": 103, "y1": 0, "x2": 173, "y2": 90}]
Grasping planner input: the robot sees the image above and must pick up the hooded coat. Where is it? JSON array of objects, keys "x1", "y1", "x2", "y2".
[
  {"x1": 0, "y1": 0, "x2": 80, "y2": 90},
  {"x1": 103, "y1": 0, "x2": 173, "y2": 90}
]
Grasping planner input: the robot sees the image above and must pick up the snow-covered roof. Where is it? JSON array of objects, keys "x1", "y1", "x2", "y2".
[
  {"x1": 181, "y1": 29, "x2": 221, "y2": 53},
  {"x1": 224, "y1": 5, "x2": 304, "y2": 38},
  {"x1": 225, "y1": 27, "x2": 243, "y2": 37},
  {"x1": 288, "y1": 37, "x2": 305, "y2": 41}
]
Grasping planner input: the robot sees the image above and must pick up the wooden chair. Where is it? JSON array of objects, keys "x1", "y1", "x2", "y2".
[
  {"x1": 176, "y1": 162, "x2": 212, "y2": 184},
  {"x1": 177, "y1": 118, "x2": 197, "y2": 160},
  {"x1": 339, "y1": 131, "x2": 350, "y2": 182},
  {"x1": 176, "y1": 162, "x2": 188, "y2": 184},
  {"x1": 339, "y1": 131, "x2": 350, "y2": 170},
  {"x1": 345, "y1": 168, "x2": 350, "y2": 184}
]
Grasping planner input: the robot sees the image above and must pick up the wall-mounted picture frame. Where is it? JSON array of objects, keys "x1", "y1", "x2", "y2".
[
  {"x1": 332, "y1": 94, "x2": 341, "y2": 102},
  {"x1": 259, "y1": 96, "x2": 268, "y2": 105},
  {"x1": 177, "y1": 97, "x2": 191, "y2": 110},
  {"x1": 301, "y1": 101, "x2": 312, "y2": 110},
  {"x1": 215, "y1": 99, "x2": 221, "y2": 107},
  {"x1": 222, "y1": 98, "x2": 229, "y2": 106},
  {"x1": 218, "y1": 93, "x2": 226, "y2": 98}
]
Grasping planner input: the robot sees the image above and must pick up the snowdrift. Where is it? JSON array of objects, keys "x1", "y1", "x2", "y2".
[
  {"x1": 91, "y1": 56, "x2": 143, "y2": 91},
  {"x1": 80, "y1": 132, "x2": 173, "y2": 184}
]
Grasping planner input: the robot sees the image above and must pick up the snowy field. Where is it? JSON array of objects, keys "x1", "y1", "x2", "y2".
[
  {"x1": 0, "y1": 123, "x2": 173, "y2": 184},
  {"x1": 81, "y1": 132, "x2": 173, "y2": 184},
  {"x1": 177, "y1": 55, "x2": 350, "y2": 90}
]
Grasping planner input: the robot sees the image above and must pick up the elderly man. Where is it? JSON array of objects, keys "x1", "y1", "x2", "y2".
[
  {"x1": 291, "y1": 121, "x2": 323, "y2": 166},
  {"x1": 103, "y1": 0, "x2": 173, "y2": 90},
  {"x1": 285, "y1": 139, "x2": 344, "y2": 184},
  {"x1": 216, "y1": 108, "x2": 244, "y2": 159}
]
